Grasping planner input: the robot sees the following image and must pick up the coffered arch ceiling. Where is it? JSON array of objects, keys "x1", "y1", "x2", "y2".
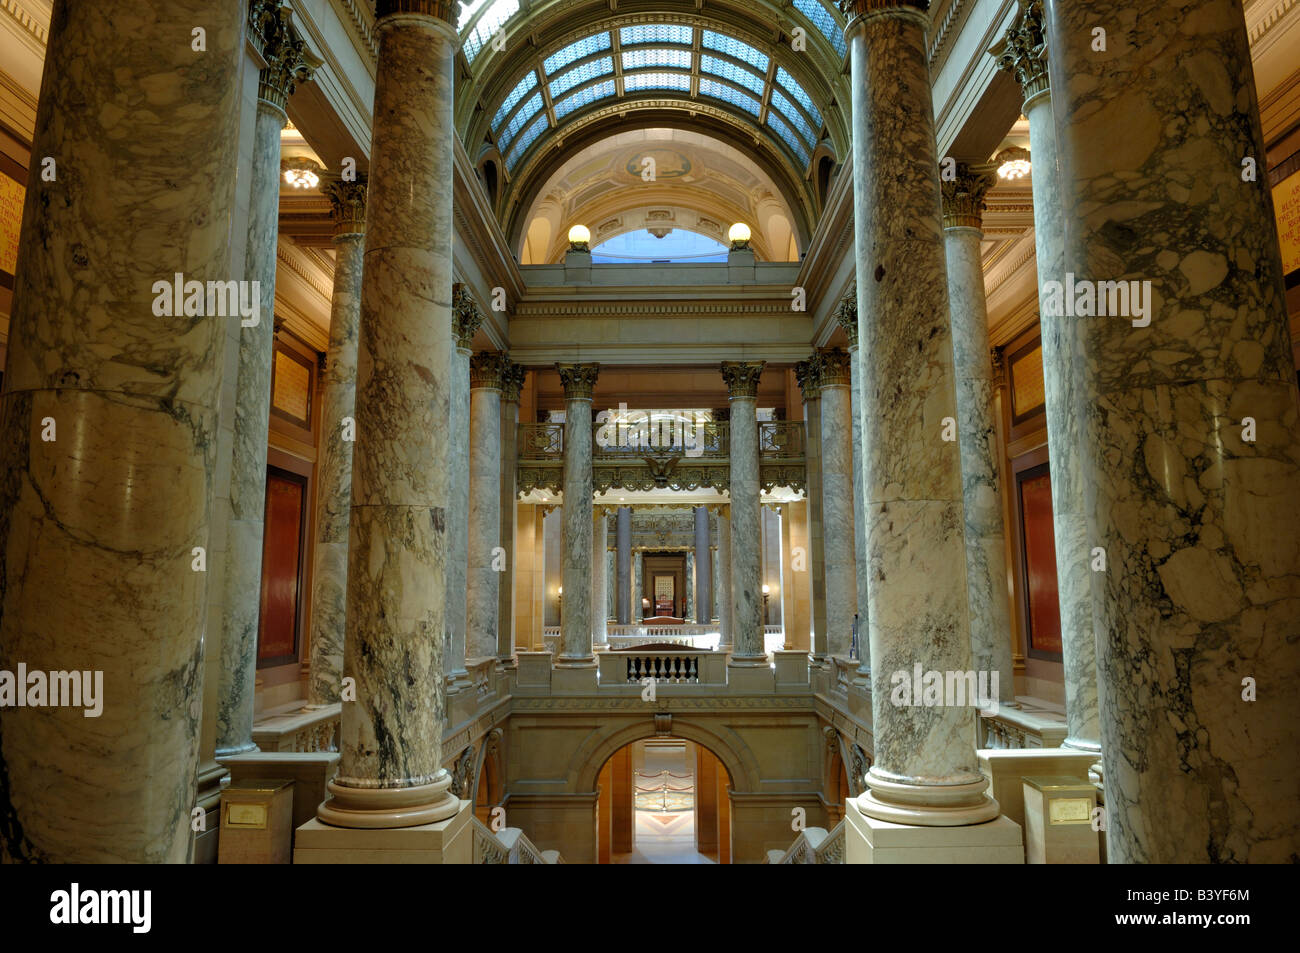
[{"x1": 452, "y1": 0, "x2": 852, "y2": 247}]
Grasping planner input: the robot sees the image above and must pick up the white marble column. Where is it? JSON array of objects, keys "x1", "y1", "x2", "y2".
[
  {"x1": 845, "y1": 0, "x2": 997, "y2": 826},
  {"x1": 307, "y1": 179, "x2": 366, "y2": 706},
  {"x1": 215, "y1": 3, "x2": 319, "y2": 757},
  {"x1": 316, "y1": 0, "x2": 461, "y2": 830},
  {"x1": 994, "y1": 0, "x2": 1099, "y2": 748},
  {"x1": 0, "y1": 0, "x2": 244, "y2": 863},
  {"x1": 685, "y1": 550, "x2": 695, "y2": 620},
  {"x1": 467, "y1": 350, "x2": 506, "y2": 660},
  {"x1": 817, "y1": 348, "x2": 859, "y2": 659},
  {"x1": 557, "y1": 364, "x2": 599, "y2": 666},
  {"x1": 794, "y1": 357, "x2": 828, "y2": 658},
  {"x1": 616, "y1": 506, "x2": 632, "y2": 623},
  {"x1": 717, "y1": 510, "x2": 733, "y2": 647},
  {"x1": 633, "y1": 549, "x2": 644, "y2": 622},
  {"x1": 444, "y1": 288, "x2": 482, "y2": 689},
  {"x1": 497, "y1": 361, "x2": 525, "y2": 661},
  {"x1": 941, "y1": 167, "x2": 1016, "y2": 703},
  {"x1": 1045, "y1": 0, "x2": 1300, "y2": 863},
  {"x1": 694, "y1": 507, "x2": 712, "y2": 623},
  {"x1": 836, "y1": 292, "x2": 872, "y2": 680},
  {"x1": 592, "y1": 508, "x2": 608, "y2": 647},
  {"x1": 721, "y1": 362, "x2": 767, "y2": 663}
]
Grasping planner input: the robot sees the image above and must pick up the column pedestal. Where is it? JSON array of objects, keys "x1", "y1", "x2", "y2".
[{"x1": 844, "y1": 798, "x2": 1023, "y2": 864}]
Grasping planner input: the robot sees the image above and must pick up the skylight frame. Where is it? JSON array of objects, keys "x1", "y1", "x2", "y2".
[
  {"x1": 699, "y1": 54, "x2": 766, "y2": 99},
  {"x1": 506, "y1": 111, "x2": 550, "y2": 171},
  {"x1": 543, "y1": 32, "x2": 613, "y2": 75},
  {"x1": 549, "y1": 57, "x2": 615, "y2": 100},
  {"x1": 462, "y1": 0, "x2": 521, "y2": 65},
  {"x1": 775, "y1": 66, "x2": 824, "y2": 132},
  {"x1": 620, "y1": 47, "x2": 694, "y2": 73},
  {"x1": 697, "y1": 77, "x2": 762, "y2": 117},
  {"x1": 618, "y1": 24, "x2": 694, "y2": 47},
  {"x1": 621, "y1": 71, "x2": 693, "y2": 94},
  {"x1": 492, "y1": 71, "x2": 539, "y2": 131},
  {"x1": 497, "y1": 91, "x2": 544, "y2": 154},
  {"x1": 791, "y1": 0, "x2": 847, "y2": 59},
  {"x1": 552, "y1": 79, "x2": 619, "y2": 120},
  {"x1": 700, "y1": 31, "x2": 770, "y2": 74}
]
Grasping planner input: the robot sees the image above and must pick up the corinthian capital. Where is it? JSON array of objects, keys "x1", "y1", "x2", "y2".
[
  {"x1": 720, "y1": 361, "x2": 766, "y2": 400},
  {"x1": 501, "y1": 360, "x2": 527, "y2": 403},
  {"x1": 321, "y1": 178, "x2": 367, "y2": 237},
  {"x1": 940, "y1": 163, "x2": 999, "y2": 231},
  {"x1": 250, "y1": 1, "x2": 321, "y2": 114},
  {"x1": 817, "y1": 347, "x2": 853, "y2": 387},
  {"x1": 557, "y1": 363, "x2": 600, "y2": 401},
  {"x1": 452, "y1": 284, "x2": 484, "y2": 349},
  {"x1": 469, "y1": 351, "x2": 510, "y2": 390},
  {"x1": 834, "y1": 286, "x2": 858, "y2": 348},
  {"x1": 793, "y1": 355, "x2": 824, "y2": 401},
  {"x1": 990, "y1": 0, "x2": 1049, "y2": 107}
]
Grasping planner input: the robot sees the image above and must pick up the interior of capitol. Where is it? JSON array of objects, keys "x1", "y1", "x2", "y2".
[{"x1": 0, "y1": 0, "x2": 1297, "y2": 866}]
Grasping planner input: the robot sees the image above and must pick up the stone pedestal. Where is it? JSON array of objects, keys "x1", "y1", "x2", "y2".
[
  {"x1": 1022, "y1": 776, "x2": 1098, "y2": 864},
  {"x1": 844, "y1": 798, "x2": 1023, "y2": 864},
  {"x1": 296, "y1": 799, "x2": 471, "y2": 863}
]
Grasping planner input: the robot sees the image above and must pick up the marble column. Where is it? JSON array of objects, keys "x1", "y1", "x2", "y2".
[
  {"x1": 307, "y1": 178, "x2": 367, "y2": 706},
  {"x1": 0, "y1": 0, "x2": 244, "y2": 864},
  {"x1": 616, "y1": 507, "x2": 632, "y2": 623},
  {"x1": 721, "y1": 362, "x2": 767, "y2": 663},
  {"x1": 844, "y1": 0, "x2": 997, "y2": 825},
  {"x1": 445, "y1": 288, "x2": 483, "y2": 688},
  {"x1": 685, "y1": 550, "x2": 695, "y2": 620},
  {"x1": 467, "y1": 351, "x2": 506, "y2": 660},
  {"x1": 817, "y1": 348, "x2": 859, "y2": 658},
  {"x1": 795, "y1": 356, "x2": 828, "y2": 658},
  {"x1": 316, "y1": 0, "x2": 461, "y2": 830},
  {"x1": 633, "y1": 549, "x2": 644, "y2": 621},
  {"x1": 694, "y1": 507, "x2": 712, "y2": 624},
  {"x1": 497, "y1": 361, "x2": 526, "y2": 661},
  {"x1": 717, "y1": 510, "x2": 733, "y2": 647},
  {"x1": 606, "y1": 549, "x2": 616, "y2": 622},
  {"x1": 215, "y1": 2, "x2": 319, "y2": 757},
  {"x1": 941, "y1": 167, "x2": 1016, "y2": 703},
  {"x1": 1045, "y1": 0, "x2": 1300, "y2": 863},
  {"x1": 836, "y1": 292, "x2": 872, "y2": 679},
  {"x1": 557, "y1": 364, "x2": 599, "y2": 666},
  {"x1": 994, "y1": 0, "x2": 1098, "y2": 748},
  {"x1": 592, "y1": 509, "x2": 608, "y2": 647}
]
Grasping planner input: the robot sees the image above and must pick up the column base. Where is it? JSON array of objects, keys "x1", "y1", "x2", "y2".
[
  {"x1": 553, "y1": 655, "x2": 597, "y2": 669},
  {"x1": 1061, "y1": 736, "x2": 1102, "y2": 754},
  {"x1": 295, "y1": 798, "x2": 471, "y2": 863},
  {"x1": 552, "y1": 664, "x2": 599, "y2": 693},
  {"x1": 844, "y1": 797, "x2": 1023, "y2": 864},
  {"x1": 726, "y1": 660, "x2": 774, "y2": 692},
  {"x1": 858, "y1": 772, "x2": 1001, "y2": 826},
  {"x1": 316, "y1": 770, "x2": 461, "y2": 830}
]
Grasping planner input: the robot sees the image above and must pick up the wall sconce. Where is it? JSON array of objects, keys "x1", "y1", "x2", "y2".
[{"x1": 761, "y1": 583, "x2": 770, "y2": 618}]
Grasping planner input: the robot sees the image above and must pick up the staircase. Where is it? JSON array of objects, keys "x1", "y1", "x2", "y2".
[
  {"x1": 764, "y1": 819, "x2": 845, "y2": 864},
  {"x1": 472, "y1": 817, "x2": 564, "y2": 864}
]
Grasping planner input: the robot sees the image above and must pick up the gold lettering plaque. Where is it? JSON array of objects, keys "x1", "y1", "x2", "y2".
[
  {"x1": 1048, "y1": 796, "x2": 1092, "y2": 825},
  {"x1": 225, "y1": 802, "x2": 269, "y2": 829}
]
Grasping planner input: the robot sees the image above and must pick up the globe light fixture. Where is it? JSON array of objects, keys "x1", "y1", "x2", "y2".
[
  {"x1": 282, "y1": 156, "x2": 322, "y2": 190},
  {"x1": 729, "y1": 222, "x2": 752, "y2": 250},
  {"x1": 568, "y1": 224, "x2": 591, "y2": 251}
]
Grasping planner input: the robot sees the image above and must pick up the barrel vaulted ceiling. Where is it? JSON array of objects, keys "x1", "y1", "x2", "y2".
[{"x1": 451, "y1": 0, "x2": 853, "y2": 254}]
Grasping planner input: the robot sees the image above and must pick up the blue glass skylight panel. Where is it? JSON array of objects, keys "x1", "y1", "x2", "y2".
[
  {"x1": 464, "y1": 0, "x2": 520, "y2": 64},
  {"x1": 619, "y1": 24, "x2": 693, "y2": 47},
  {"x1": 497, "y1": 91, "x2": 542, "y2": 152},
  {"x1": 698, "y1": 78, "x2": 760, "y2": 116},
  {"x1": 458, "y1": 0, "x2": 488, "y2": 31},
  {"x1": 770, "y1": 89, "x2": 816, "y2": 146},
  {"x1": 792, "y1": 0, "x2": 846, "y2": 58},
  {"x1": 492, "y1": 72, "x2": 538, "y2": 130},
  {"x1": 776, "y1": 67, "x2": 824, "y2": 129},
  {"x1": 506, "y1": 113, "x2": 549, "y2": 171},
  {"x1": 544, "y1": 33, "x2": 612, "y2": 75},
  {"x1": 701, "y1": 31, "x2": 769, "y2": 73},
  {"x1": 549, "y1": 57, "x2": 613, "y2": 98},
  {"x1": 623, "y1": 72, "x2": 692, "y2": 93},
  {"x1": 700, "y1": 55, "x2": 764, "y2": 97},
  {"x1": 767, "y1": 112, "x2": 810, "y2": 164},
  {"x1": 621, "y1": 48, "x2": 692, "y2": 71},
  {"x1": 553, "y1": 80, "x2": 617, "y2": 119}
]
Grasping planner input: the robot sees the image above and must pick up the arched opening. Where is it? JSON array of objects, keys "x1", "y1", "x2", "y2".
[
  {"x1": 816, "y1": 154, "x2": 835, "y2": 208},
  {"x1": 595, "y1": 737, "x2": 734, "y2": 864},
  {"x1": 480, "y1": 157, "x2": 499, "y2": 207}
]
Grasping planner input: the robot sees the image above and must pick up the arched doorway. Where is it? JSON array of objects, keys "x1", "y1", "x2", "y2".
[{"x1": 596, "y1": 737, "x2": 733, "y2": 864}]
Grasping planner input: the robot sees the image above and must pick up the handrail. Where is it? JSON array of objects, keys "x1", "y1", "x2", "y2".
[
  {"x1": 471, "y1": 816, "x2": 563, "y2": 864},
  {"x1": 766, "y1": 819, "x2": 845, "y2": 864}
]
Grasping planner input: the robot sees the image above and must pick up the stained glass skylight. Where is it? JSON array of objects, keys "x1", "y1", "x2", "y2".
[
  {"x1": 493, "y1": 71, "x2": 537, "y2": 129},
  {"x1": 792, "y1": 0, "x2": 847, "y2": 58},
  {"x1": 770, "y1": 89, "x2": 816, "y2": 146},
  {"x1": 506, "y1": 112, "x2": 549, "y2": 171},
  {"x1": 463, "y1": 0, "x2": 519, "y2": 64},
  {"x1": 776, "y1": 67, "x2": 824, "y2": 130},
  {"x1": 698, "y1": 78, "x2": 760, "y2": 117},
  {"x1": 701, "y1": 31, "x2": 769, "y2": 73},
  {"x1": 550, "y1": 57, "x2": 614, "y2": 99},
  {"x1": 623, "y1": 72, "x2": 692, "y2": 93},
  {"x1": 619, "y1": 24, "x2": 693, "y2": 46},
  {"x1": 767, "y1": 112, "x2": 810, "y2": 164},
  {"x1": 497, "y1": 91, "x2": 542, "y2": 153},
  {"x1": 700, "y1": 55, "x2": 765, "y2": 97},
  {"x1": 544, "y1": 33, "x2": 612, "y2": 75},
  {"x1": 621, "y1": 47, "x2": 693, "y2": 72},
  {"x1": 553, "y1": 80, "x2": 617, "y2": 119}
]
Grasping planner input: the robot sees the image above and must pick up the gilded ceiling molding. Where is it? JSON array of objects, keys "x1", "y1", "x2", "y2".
[{"x1": 0, "y1": 0, "x2": 48, "y2": 50}]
